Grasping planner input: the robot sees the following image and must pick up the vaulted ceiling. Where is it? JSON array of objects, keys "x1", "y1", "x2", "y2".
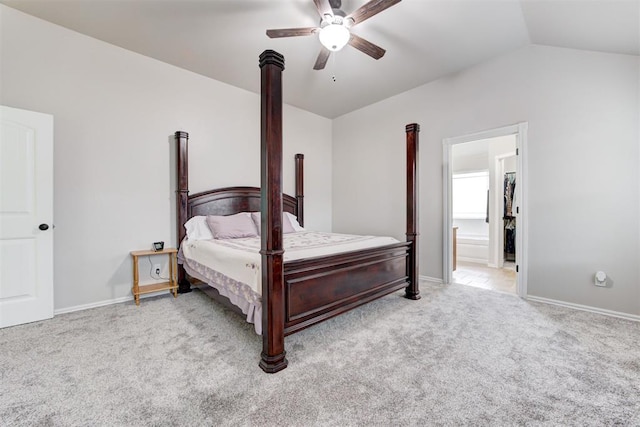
[{"x1": 2, "y1": 0, "x2": 638, "y2": 118}]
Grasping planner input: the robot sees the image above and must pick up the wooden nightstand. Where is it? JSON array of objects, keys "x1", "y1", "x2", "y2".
[{"x1": 130, "y1": 248, "x2": 178, "y2": 306}]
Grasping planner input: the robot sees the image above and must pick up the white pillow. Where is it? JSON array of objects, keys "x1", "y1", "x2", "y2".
[
  {"x1": 184, "y1": 216, "x2": 214, "y2": 241},
  {"x1": 250, "y1": 211, "x2": 305, "y2": 234},
  {"x1": 285, "y1": 212, "x2": 305, "y2": 232}
]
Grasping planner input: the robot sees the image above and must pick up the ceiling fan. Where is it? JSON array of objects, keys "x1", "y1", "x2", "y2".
[{"x1": 266, "y1": 0, "x2": 401, "y2": 70}]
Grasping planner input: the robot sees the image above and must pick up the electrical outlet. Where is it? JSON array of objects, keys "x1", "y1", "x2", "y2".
[
  {"x1": 153, "y1": 264, "x2": 161, "y2": 276},
  {"x1": 594, "y1": 271, "x2": 607, "y2": 287}
]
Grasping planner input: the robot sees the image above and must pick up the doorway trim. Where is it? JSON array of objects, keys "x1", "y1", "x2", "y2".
[{"x1": 442, "y1": 122, "x2": 528, "y2": 297}]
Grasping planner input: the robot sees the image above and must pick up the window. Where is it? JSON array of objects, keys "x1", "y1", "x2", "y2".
[{"x1": 452, "y1": 171, "x2": 489, "y2": 219}]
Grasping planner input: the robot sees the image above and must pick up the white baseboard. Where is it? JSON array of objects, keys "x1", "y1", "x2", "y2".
[
  {"x1": 54, "y1": 292, "x2": 167, "y2": 315},
  {"x1": 457, "y1": 256, "x2": 488, "y2": 264},
  {"x1": 526, "y1": 295, "x2": 640, "y2": 322},
  {"x1": 420, "y1": 275, "x2": 444, "y2": 284}
]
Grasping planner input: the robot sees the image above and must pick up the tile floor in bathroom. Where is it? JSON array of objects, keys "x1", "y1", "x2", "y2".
[{"x1": 452, "y1": 261, "x2": 516, "y2": 294}]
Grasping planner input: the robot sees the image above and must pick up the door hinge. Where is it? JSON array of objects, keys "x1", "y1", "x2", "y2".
[
  {"x1": 516, "y1": 206, "x2": 519, "y2": 214},
  {"x1": 516, "y1": 265, "x2": 519, "y2": 272},
  {"x1": 516, "y1": 148, "x2": 519, "y2": 155}
]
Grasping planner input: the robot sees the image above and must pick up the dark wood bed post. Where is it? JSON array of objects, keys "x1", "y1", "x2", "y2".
[
  {"x1": 405, "y1": 123, "x2": 421, "y2": 300},
  {"x1": 258, "y1": 50, "x2": 288, "y2": 373},
  {"x1": 175, "y1": 130, "x2": 192, "y2": 294},
  {"x1": 295, "y1": 153, "x2": 304, "y2": 227}
]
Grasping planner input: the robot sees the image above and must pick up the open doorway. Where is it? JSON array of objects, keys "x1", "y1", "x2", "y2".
[{"x1": 443, "y1": 123, "x2": 527, "y2": 297}]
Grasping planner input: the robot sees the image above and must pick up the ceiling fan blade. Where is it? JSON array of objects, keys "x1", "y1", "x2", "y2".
[
  {"x1": 348, "y1": 33, "x2": 386, "y2": 60},
  {"x1": 345, "y1": 0, "x2": 401, "y2": 27},
  {"x1": 313, "y1": 47, "x2": 331, "y2": 70},
  {"x1": 266, "y1": 27, "x2": 319, "y2": 38},
  {"x1": 313, "y1": 0, "x2": 334, "y2": 20}
]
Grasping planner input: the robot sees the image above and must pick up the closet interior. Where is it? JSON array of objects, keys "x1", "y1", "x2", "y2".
[{"x1": 503, "y1": 172, "x2": 516, "y2": 262}]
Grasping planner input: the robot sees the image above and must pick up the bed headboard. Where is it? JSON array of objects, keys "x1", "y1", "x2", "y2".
[
  {"x1": 174, "y1": 131, "x2": 304, "y2": 246},
  {"x1": 188, "y1": 186, "x2": 298, "y2": 218}
]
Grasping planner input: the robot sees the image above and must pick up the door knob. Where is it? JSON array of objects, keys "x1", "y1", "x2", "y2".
[{"x1": 39, "y1": 224, "x2": 49, "y2": 231}]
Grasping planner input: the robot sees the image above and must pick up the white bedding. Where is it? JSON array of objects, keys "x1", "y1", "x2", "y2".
[
  {"x1": 180, "y1": 231, "x2": 399, "y2": 334},
  {"x1": 182, "y1": 231, "x2": 399, "y2": 296}
]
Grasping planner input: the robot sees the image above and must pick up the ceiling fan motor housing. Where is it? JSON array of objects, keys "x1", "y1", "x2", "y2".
[{"x1": 321, "y1": 8, "x2": 347, "y2": 27}]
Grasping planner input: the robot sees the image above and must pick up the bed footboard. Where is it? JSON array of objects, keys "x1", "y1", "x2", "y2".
[{"x1": 283, "y1": 242, "x2": 411, "y2": 335}]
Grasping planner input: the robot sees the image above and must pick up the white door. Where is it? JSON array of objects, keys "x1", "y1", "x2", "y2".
[{"x1": 0, "y1": 105, "x2": 54, "y2": 328}]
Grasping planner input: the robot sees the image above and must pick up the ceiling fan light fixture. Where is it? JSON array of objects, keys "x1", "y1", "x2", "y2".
[
  {"x1": 266, "y1": 0, "x2": 401, "y2": 70},
  {"x1": 318, "y1": 24, "x2": 350, "y2": 51}
]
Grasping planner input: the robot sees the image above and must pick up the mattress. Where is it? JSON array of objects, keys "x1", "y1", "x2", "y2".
[{"x1": 180, "y1": 231, "x2": 399, "y2": 334}]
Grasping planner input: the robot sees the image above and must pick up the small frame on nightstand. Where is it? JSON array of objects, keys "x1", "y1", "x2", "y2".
[{"x1": 130, "y1": 248, "x2": 178, "y2": 306}]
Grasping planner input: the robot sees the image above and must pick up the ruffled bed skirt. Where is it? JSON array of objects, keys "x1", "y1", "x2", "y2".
[{"x1": 180, "y1": 257, "x2": 262, "y2": 335}]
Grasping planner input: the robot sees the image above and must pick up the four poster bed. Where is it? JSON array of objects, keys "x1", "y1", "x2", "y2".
[{"x1": 175, "y1": 50, "x2": 420, "y2": 373}]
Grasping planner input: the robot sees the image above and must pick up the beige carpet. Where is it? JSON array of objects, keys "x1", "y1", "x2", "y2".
[{"x1": 1, "y1": 281, "x2": 639, "y2": 426}]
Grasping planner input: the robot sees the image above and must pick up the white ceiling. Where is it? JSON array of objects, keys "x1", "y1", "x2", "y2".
[{"x1": 2, "y1": 0, "x2": 638, "y2": 118}]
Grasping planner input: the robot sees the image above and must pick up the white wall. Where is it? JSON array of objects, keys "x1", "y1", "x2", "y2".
[
  {"x1": 452, "y1": 153, "x2": 487, "y2": 173},
  {"x1": 0, "y1": 5, "x2": 332, "y2": 311},
  {"x1": 333, "y1": 45, "x2": 640, "y2": 315}
]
